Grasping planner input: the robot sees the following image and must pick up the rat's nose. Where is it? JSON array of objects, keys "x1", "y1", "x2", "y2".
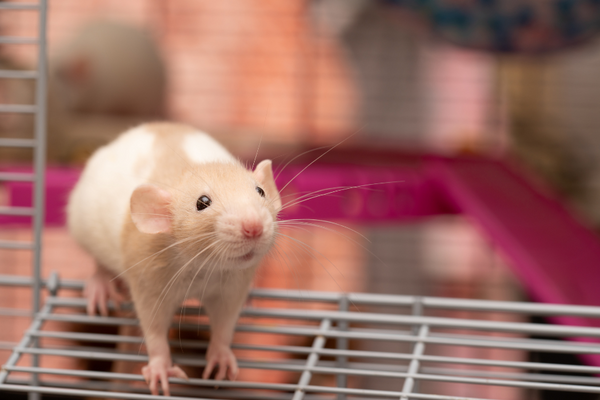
[{"x1": 242, "y1": 219, "x2": 263, "y2": 238}]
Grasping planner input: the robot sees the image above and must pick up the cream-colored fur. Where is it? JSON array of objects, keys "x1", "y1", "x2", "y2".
[
  {"x1": 67, "y1": 123, "x2": 235, "y2": 272},
  {"x1": 67, "y1": 125, "x2": 155, "y2": 271}
]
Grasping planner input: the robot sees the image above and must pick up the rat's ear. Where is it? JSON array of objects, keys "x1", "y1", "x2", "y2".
[
  {"x1": 130, "y1": 184, "x2": 172, "y2": 234},
  {"x1": 253, "y1": 159, "x2": 282, "y2": 211}
]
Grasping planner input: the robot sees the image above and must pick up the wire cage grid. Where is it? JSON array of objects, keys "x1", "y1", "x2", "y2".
[{"x1": 3, "y1": 275, "x2": 600, "y2": 400}]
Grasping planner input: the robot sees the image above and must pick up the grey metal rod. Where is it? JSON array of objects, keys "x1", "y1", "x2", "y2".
[
  {"x1": 0, "y1": 171, "x2": 35, "y2": 181},
  {"x1": 29, "y1": 4, "x2": 47, "y2": 399},
  {"x1": 0, "y1": 341, "x2": 18, "y2": 350},
  {"x1": 251, "y1": 289, "x2": 600, "y2": 318},
  {"x1": 0, "y1": 37, "x2": 38, "y2": 45},
  {"x1": 0, "y1": 307, "x2": 32, "y2": 317},
  {"x1": 0, "y1": 274, "x2": 83, "y2": 289},
  {"x1": 0, "y1": 240, "x2": 34, "y2": 250},
  {"x1": 0, "y1": 3, "x2": 40, "y2": 10},
  {"x1": 0, "y1": 384, "x2": 224, "y2": 400},
  {"x1": 9, "y1": 282, "x2": 600, "y2": 319},
  {"x1": 336, "y1": 295, "x2": 349, "y2": 400},
  {"x1": 292, "y1": 319, "x2": 331, "y2": 400},
  {"x1": 0, "y1": 104, "x2": 37, "y2": 112},
  {"x1": 0, "y1": 138, "x2": 35, "y2": 147},
  {"x1": 21, "y1": 363, "x2": 591, "y2": 400},
  {"x1": 401, "y1": 325, "x2": 429, "y2": 399},
  {"x1": 240, "y1": 308, "x2": 600, "y2": 337},
  {"x1": 0, "y1": 376, "x2": 492, "y2": 400},
  {"x1": 0, "y1": 206, "x2": 34, "y2": 216},
  {"x1": 0, "y1": 70, "x2": 37, "y2": 79}
]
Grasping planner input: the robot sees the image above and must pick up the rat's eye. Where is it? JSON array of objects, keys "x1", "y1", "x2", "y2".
[
  {"x1": 196, "y1": 195, "x2": 212, "y2": 211},
  {"x1": 256, "y1": 186, "x2": 265, "y2": 198}
]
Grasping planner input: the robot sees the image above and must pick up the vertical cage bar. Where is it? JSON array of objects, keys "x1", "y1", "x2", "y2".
[
  {"x1": 400, "y1": 324, "x2": 429, "y2": 400},
  {"x1": 292, "y1": 319, "x2": 331, "y2": 400},
  {"x1": 411, "y1": 297, "x2": 424, "y2": 395},
  {"x1": 32, "y1": 0, "x2": 48, "y2": 317},
  {"x1": 336, "y1": 295, "x2": 349, "y2": 400},
  {"x1": 29, "y1": 2, "x2": 48, "y2": 400}
]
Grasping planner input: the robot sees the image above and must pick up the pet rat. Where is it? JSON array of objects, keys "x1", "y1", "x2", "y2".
[
  {"x1": 51, "y1": 20, "x2": 166, "y2": 116},
  {"x1": 67, "y1": 122, "x2": 281, "y2": 396}
]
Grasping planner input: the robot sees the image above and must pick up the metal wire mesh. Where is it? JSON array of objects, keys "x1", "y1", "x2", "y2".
[{"x1": 1, "y1": 276, "x2": 600, "y2": 399}]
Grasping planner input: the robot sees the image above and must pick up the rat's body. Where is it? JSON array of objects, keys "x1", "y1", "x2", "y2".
[{"x1": 67, "y1": 122, "x2": 281, "y2": 395}]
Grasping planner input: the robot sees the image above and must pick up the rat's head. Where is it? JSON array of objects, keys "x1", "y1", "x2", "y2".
[{"x1": 130, "y1": 160, "x2": 281, "y2": 270}]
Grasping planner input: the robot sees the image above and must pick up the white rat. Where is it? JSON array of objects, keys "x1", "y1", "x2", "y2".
[{"x1": 67, "y1": 122, "x2": 281, "y2": 396}]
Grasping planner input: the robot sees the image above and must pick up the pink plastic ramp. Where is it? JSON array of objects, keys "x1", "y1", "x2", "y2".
[
  {"x1": 434, "y1": 156, "x2": 600, "y2": 365},
  {"x1": 434, "y1": 157, "x2": 600, "y2": 308}
]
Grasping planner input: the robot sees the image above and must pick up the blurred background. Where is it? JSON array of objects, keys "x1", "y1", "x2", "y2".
[{"x1": 2, "y1": 0, "x2": 600, "y2": 398}]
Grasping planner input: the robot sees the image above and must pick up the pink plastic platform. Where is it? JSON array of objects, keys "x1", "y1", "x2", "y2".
[{"x1": 3, "y1": 149, "x2": 600, "y2": 364}]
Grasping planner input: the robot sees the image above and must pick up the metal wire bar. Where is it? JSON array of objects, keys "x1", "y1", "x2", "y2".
[
  {"x1": 0, "y1": 104, "x2": 36, "y2": 112},
  {"x1": 0, "y1": 37, "x2": 37, "y2": 44},
  {"x1": 0, "y1": 240, "x2": 34, "y2": 250},
  {"x1": 0, "y1": 3, "x2": 40, "y2": 10},
  {"x1": 0, "y1": 138, "x2": 35, "y2": 147},
  {"x1": 0, "y1": 70, "x2": 37, "y2": 79},
  {"x1": 0, "y1": 307, "x2": 32, "y2": 317},
  {"x1": 32, "y1": 0, "x2": 47, "y2": 314},
  {"x1": 0, "y1": 341, "x2": 18, "y2": 350},
  {"x1": 336, "y1": 295, "x2": 349, "y2": 400},
  {"x1": 0, "y1": 206, "x2": 34, "y2": 216},
  {"x1": 0, "y1": 384, "x2": 227, "y2": 400},
  {"x1": 401, "y1": 325, "x2": 429, "y2": 399},
  {"x1": 242, "y1": 308, "x2": 600, "y2": 337},
  {"x1": 292, "y1": 319, "x2": 331, "y2": 400},
  {"x1": 250, "y1": 289, "x2": 600, "y2": 318},
  {"x1": 0, "y1": 382, "x2": 494, "y2": 400},
  {"x1": 0, "y1": 171, "x2": 35, "y2": 181},
  {"x1": 0, "y1": 274, "x2": 83, "y2": 289},
  {"x1": 3, "y1": 281, "x2": 600, "y2": 319},
  {"x1": 6, "y1": 378, "x2": 300, "y2": 400}
]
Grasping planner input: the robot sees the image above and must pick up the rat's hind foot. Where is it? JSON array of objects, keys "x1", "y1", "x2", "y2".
[
  {"x1": 84, "y1": 265, "x2": 127, "y2": 316},
  {"x1": 203, "y1": 343, "x2": 238, "y2": 381},
  {"x1": 142, "y1": 357, "x2": 188, "y2": 396}
]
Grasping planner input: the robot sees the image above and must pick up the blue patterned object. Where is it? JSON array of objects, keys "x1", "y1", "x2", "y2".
[{"x1": 383, "y1": 0, "x2": 600, "y2": 52}]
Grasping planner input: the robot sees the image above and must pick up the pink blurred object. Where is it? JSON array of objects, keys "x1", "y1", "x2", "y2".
[
  {"x1": 0, "y1": 166, "x2": 80, "y2": 226},
  {"x1": 3, "y1": 152, "x2": 600, "y2": 365}
]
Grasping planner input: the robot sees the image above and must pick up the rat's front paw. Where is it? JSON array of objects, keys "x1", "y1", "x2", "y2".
[
  {"x1": 203, "y1": 343, "x2": 238, "y2": 381},
  {"x1": 142, "y1": 357, "x2": 188, "y2": 396},
  {"x1": 84, "y1": 267, "x2": 127, "y2": 316}
]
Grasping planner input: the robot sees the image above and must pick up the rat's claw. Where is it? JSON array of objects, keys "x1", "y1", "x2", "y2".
[
  {"x1": 142, "y1": 360, "x2": 188, "y2": 396},
  {"x1": 203, "y1": 344, "x2": 238, "y2": 381}
]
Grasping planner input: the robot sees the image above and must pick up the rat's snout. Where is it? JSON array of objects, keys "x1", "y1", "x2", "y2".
[{"x1": 242, "y1": 218, "x2": 263, "y2": 238}]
